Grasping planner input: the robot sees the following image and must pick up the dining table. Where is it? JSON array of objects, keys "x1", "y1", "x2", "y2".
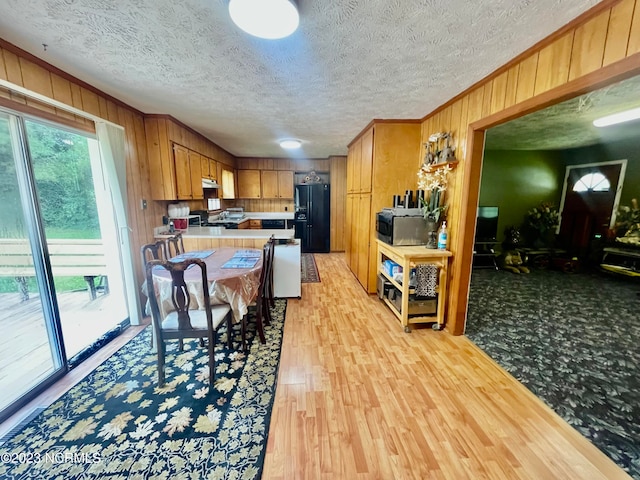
[{"x1": 150, "y1": 247, "x2": 263, "y2": 324}]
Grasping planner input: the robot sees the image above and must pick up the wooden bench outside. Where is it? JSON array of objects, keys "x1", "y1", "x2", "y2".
[{"x1": 0, "y1": 238, "x2": 108, "y2": 301}]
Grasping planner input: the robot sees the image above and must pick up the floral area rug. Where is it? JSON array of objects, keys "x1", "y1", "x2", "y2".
[
  {"x1": 0, "y1": 299, "x2": 287, "y2": 480},
  {"x1": 467, "y1": 268, "x2": 640, "y2": 479},
  {"x1": 300, "y1": 253, "x2": 320, "y2": 283}
]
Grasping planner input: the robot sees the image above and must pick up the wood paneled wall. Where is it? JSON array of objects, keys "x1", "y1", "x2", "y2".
[
  {"x1": 0, "y1": 41, "x2": 238, "y2": 294},
  {"x1": 419, "y1": 0, "x2": 640, "y2": 335},
  {"x1": 0, "y1": 41, "x2": 159, "y2": 293}
]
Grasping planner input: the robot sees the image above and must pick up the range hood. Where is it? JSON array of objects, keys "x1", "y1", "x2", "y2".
[{"x1": 202, "y1": 178, "x2": 220, "y2": 189}]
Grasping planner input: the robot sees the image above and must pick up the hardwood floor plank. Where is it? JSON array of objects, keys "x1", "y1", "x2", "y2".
[
  {"x1": 1, "y1": 252, "x2": 631, "y2": 479},
  {"x1": 262, "y1": 253, "x2": 631, "y2": 479}
]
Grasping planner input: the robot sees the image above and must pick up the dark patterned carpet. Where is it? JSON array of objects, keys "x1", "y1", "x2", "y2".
[
  {"x1": 0, "y1": 299, "x2": 287, "y2": 479},
  {"x1": 301, "y1": 253, "x2": 320, "y2": 283},
  {"x1": 467, "y1": 268, "x2": 640, "y2": 478}
]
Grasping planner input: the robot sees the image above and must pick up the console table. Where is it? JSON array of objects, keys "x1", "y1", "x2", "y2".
[{"x1": 376, "y1": 240, "x2": 452, "y2": 332}]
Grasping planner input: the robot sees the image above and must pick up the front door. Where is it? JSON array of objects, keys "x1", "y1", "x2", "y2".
[{"x1": 559, "y1": 162, "x2": 624, "y2": 258}]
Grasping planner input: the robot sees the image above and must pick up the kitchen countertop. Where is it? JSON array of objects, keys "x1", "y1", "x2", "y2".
[{"x1": 155, "y1": 226, "x2": 295, "y2": 240}]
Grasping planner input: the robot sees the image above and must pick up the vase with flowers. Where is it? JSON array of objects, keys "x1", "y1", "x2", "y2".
[
  {"x1": 524, "y1": 202, "x2": 560, "y2": 248},
  {"x1": 417, "y1": 163, "x2": 453, "y2": 248}
]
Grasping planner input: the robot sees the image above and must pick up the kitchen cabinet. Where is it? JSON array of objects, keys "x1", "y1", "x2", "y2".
[
  {"x1": 345, "y1": 194, "x2": 355, "y2": 269},
  {"x1": 237, "y1": 170, "x2": 262, "y2": 198},
  {"x1": 277, "y1": 170, "x2": 294, "y2": 198},
  {"x1": 174, "y1": 144, "x2": 191, "y2": 200},
  {"x1": 238, "y1": 169, "x2": 294, "y2": 199},
  {"x1": 174, "y1": 146, "x2": 203, "y2": 200},
  {"x1": 249, "y1": 219, "x2": 262, "y2": 230},
  {"x1": 345, "y1": 121, "x2": 421, "y2": 293},
  {"x1": 201, "y1": 155, "x2": 217, "y2": 181},
  {"x1": 261, "y1": 170, "x2": 294, "y2": 199},
  {"x1": 376, "y1": 240, "x2": 451, "y2": 332},
  {"x1": 261, "y1": 171, "x2": 278, "y2": 198},
  {"x1": 188, "y1": 150, "x2": 203, "y2": 200},
  {"x1": 356, "y1": 193, "x2": 371, "y2": 287},
  {"x1": 346, "y1": 138, "x2": 361, "y2": 193}
]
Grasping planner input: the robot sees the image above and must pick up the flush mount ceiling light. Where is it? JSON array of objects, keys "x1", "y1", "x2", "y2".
[
  {"x1": 279, "y1": 139, "x2": 302, "y2": 149},
  {"x1": 228, "y1": 0, "x2": 299, "y2": 40},
  {"x1": 593, "y1": 107, "x2": 640, "y2": 127}
]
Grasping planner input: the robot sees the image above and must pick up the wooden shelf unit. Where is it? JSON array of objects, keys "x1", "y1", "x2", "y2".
[{"x1": 376, "y1": 240, "x2": 452, "y2": 332}]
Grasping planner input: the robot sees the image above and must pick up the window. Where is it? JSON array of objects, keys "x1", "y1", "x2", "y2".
[
  {"x1": 222, "y1": 168, "x2": 236, "y2": 199},
  {"x1": 573, "y1": 172, "x2": 610, "y2": 192}
]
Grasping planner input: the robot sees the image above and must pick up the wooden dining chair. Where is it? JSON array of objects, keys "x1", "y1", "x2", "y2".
[
  {"x1": 240, "y1": 243, "x2": 271, "y2": 350},
  {"x1": 141, "y1": 240, "x2": 168, "y2": 271},
  {"x1": 166, "y1": 233, "x2": 185, "y2": 258},
  {"x1": 263, "y1": 236, "x2": 276, "y2": 326},
  {"x1": 145, "y1": 258, "x2": 233, "y2": 387},
  {"x1": 141, "y1": 241, "x2": 170, "y2": 346}
]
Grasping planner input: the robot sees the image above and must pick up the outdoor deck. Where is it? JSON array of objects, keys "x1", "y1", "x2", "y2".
[{"x1": 0, "y1": 289, "x2": 124, "y2": 412}]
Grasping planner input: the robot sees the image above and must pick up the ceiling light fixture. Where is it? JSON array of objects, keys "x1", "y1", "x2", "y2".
[
  {"x1": 228, "y1": 0, "x2": 299, "y2": 40},
  {"x1": 593, "y1": 107, "x2": 640, "y2": 127},
  {"x1": 280, "y1": 139, "x2": 302, "y2": 149}
]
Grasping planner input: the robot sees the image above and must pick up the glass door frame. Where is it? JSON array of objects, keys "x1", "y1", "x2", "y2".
[
  {"x1": 0, "y1": 107, "x2": 135, "y2": 423},
  {"x1": 0, "y1": 113, "x2": 69, "y2": 423}
]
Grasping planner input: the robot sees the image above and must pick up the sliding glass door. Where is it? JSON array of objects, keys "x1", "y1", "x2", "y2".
[
  {"x1": 0, "y1": 111, "x2": 130, "y2": 421},
  {"x1": 0, "y1": 113, "x2": 64, "y2": 414},
  {"x1": 24, "y1": 119, "x2": 129, "y2": 361}
]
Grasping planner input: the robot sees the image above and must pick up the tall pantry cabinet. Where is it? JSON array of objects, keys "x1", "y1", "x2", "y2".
[{"x1": 345, "y1": 121, "x2": 421, "y2": 293}]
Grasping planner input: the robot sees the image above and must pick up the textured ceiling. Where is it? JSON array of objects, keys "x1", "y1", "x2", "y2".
[
  {"x1": 0, "y1": 0, "x2": 601, "y2": 158},
  {"x1": 486, "y1": 74, "x2": 640, "y2": 150}
]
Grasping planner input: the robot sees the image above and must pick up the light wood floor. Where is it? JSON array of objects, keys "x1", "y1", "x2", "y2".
[
  {"x1": 262, "y1": 253, "x2": 630, "y2": 479},
  {"x1": 0, "y1": 253, "x2": 631, "y2": 479}
]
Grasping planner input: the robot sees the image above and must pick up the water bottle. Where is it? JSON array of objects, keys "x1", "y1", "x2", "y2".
[{"x1": 437, "y1": 221, "x2": 448, "y2": 250}]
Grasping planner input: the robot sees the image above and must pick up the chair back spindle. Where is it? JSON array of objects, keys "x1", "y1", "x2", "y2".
[{"x1": 167, "y1": 233, "x2": 185, "y2": 258}]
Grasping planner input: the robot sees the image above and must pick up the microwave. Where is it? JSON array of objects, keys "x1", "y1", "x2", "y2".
[{"x1": 376, "y1": 208, "x2": 428, "y2": 246}]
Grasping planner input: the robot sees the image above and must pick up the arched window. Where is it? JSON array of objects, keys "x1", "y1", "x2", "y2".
[{"x1": 573, "y1": 172, "x2": 610, "y2": 192}]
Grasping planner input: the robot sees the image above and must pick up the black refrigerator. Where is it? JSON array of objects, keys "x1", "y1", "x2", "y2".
[{"x1": 294, "y1": 183, "x2": 330, "y2": 253}]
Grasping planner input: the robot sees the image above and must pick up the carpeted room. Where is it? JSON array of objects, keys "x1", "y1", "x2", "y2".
[{"x1": 465, "y1": 75, "x2": 640, "y2": 478}]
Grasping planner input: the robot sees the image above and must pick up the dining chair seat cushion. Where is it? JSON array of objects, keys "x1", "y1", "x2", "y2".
[{"x1": 161, "y1": 304, "x2": 231, "y2": 332}]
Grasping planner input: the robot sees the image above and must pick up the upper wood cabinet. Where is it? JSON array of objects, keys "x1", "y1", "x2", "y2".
[
  {"x1": 173, "y1": 145, "x2": 203, "y2": 200},
  {"x1": 237, "y1": 169, "x2": 262, "y2": 198},
  {"x1": 261, "y1": 170, "x2": 278, "y2": 198},
  {"x1": 360, "y1": 128, "x2": 373, "y2": 193},
  {"x1": 277, "y1": 170, "x2": 294, "y2": 198},
  {"x1": 173, "y1": 144, "x2": 191, "y2": 200},
  {"x1": 145, "y1": 116, "x2": 233, "y2": 201},
  {"x1": 201, "y1": 156, "x2": 218, "y2": 181},
  {"x1": 188, "y1": 150, "x2": 203, "y2": 200},
  {"x1": 346, "y1": 131, "x2": 373, "y2": 194},
  {"x1": 238, "y1": 169, "x2": 294, "y2": 199},
  {"x1": 346, "y1": 138, "x2": 361, "y2": 193}
]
